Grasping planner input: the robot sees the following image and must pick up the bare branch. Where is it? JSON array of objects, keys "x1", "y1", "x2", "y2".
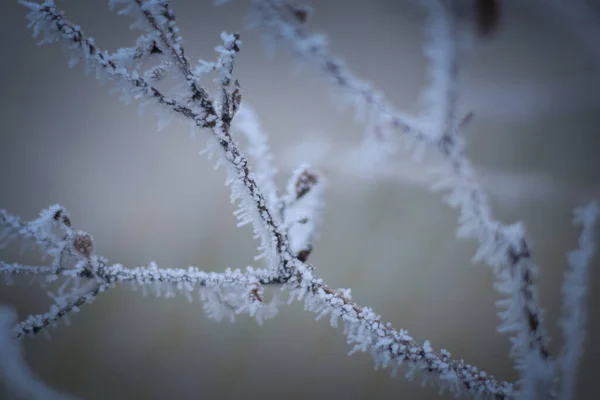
[{"x1": 249, "y1": 0, "x2": 434, "y2": 144}]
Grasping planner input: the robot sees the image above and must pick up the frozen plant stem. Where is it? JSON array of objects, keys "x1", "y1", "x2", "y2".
[{"x1": 1, "y1": 204, "x2": 515, "y2": 398}]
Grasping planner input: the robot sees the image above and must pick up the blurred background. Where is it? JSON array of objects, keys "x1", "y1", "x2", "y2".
[{"x1": 1, "y1": 0, "x2": 599, "y2": 399}]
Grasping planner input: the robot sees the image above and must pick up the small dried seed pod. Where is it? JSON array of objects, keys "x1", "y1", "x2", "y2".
[
  {"x1": 73, "y1": 231, "x2": 95, "y2": 258},
  {"x1": 295, "y1": 168, "x2": 319, "y2": 200}
]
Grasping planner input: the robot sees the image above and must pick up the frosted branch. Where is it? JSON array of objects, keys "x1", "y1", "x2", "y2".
[
  {"x1": 419, "y1": 0, "x2": 461, "y2": 141},
  {"x1": 1, "y1": 199, "x2": 514, "y2": 397},
  {"x1": 249, "y1": 1, "x2": 553, "y2": 394},
  {"x1": 1, "y1": 263, "x2": 62, "y2": 276},
  {"x1": 288, "y1": 277, "x2": 515, "y2": 398},
  {"x1": 20, "y1": 0, "x2": 299, "y2": 277},
  {"x1": 120, "y1": 0, "x2": 297, "y2": 274},
  {"x1": 247, "y1": 0, "x2": 434, "y2": 144},
  {"x1": 0, "y1": 204, "x2": 289, "y2": 338},
  {"x1": 557, "y1": 201, "x2": 598, "y2": 400}
]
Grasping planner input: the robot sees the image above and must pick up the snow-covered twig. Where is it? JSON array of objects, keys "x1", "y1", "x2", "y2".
[
  {"x1": 295, "y1": 278, "x2": 515, "y2": 398},
  {"x1": 419, "y1": 0, "x2": 462, "y2": 141},
  {"x1": 0, "y1": 204, "x2": 515, "y2": 398},
  {"x1": 13, "y1": 278, "x2": 108, "y2": 339},
  {"x1": 246, "y1": 0, "x2": 434, "y2": 145},
  {"x1": 0, "y1": 205, "x2": 284, "y2": 338},
  {"x1": 20, "y1": 0, "x2": 299, "y2": 279}
]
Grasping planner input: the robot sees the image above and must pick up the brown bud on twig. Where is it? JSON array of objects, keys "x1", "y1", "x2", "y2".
[
  {"x1": 250, "y1": 285, "x2": 263, "y2": 303},
  {"x1": 289, "y1": 4, "x2": 311, "y2": 24},
  {"x1": 284, "y1": 165, "x2": 323, "y2": 263},
  {"x1": 52, "y1": 208, "x2": 71, "y2": 228},
  {"x1": 295, "y1": 246, "x2": 312, "y2": 262},
  {"x1": 231, "y1": 80, "x2": 242, "y2": 118},
  {"x1": 294, "y1": 168, "x2": 319, "y2": 200},
  {"x1": 73, "y1": 231, "x2": 94, "y2": 258}
]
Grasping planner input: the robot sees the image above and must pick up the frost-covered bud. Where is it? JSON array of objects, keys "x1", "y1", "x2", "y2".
[
  {"x1": 73, "y1": 231, "x2": 94, "y2": 258},
  {"x1": 52, "y1": 208, "x2": 72, "y2": 228},
  {"x1": 288, "y1": 4, "x2": 312, "y2": 24},
  {"x1": 249, "y1": 283, "x2": 263, "y2": 303},
  {"x1": 231, "y1": 80, "x2": 242, "y2": 117},
  {"x1": 291, "y1": 165, "x2": 319, "y2": 200}
]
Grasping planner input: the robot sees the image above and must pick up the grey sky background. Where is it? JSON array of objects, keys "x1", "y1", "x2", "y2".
[{"x1": 1, "y1": 0, "x2": 599, "y2": 399}]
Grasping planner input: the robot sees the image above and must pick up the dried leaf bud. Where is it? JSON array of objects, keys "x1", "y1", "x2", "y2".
[
  {"x1": 53, "y1": 208, "x2": 72, "y2": 228},
  {"x1": 73, "y1": 231, "x2": 94, "y2": 258},
  {"x1": 289, "y1": 4, "x2": 311, "y2": 24},
  {"x1": 296, "y1": 246, "x2": 312, "y2": 262},
  {"x1": 149, "y1": 40, "x2": 162, "y2": 54},
  {"x1": 231, "y1": 80, "x2": 242, "y2": 117},
  {"x1": 250, "y1": 285, "x2": 263, "y2": 303},
  {"x1": 295, "y1": 168, "x2": 319, "y2": 199}
]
